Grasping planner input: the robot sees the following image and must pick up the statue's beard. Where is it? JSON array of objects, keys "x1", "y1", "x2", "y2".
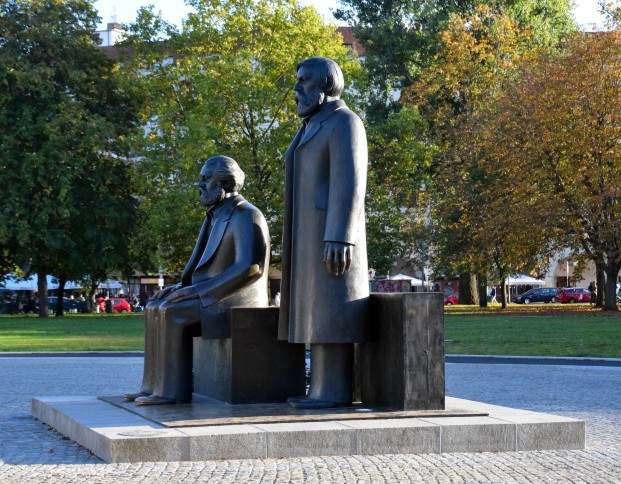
[
  {"x1": 296, "y1": 90, "x2": 325, "y2": 118},
  {"x1": 201, "y1": 187, "x2": 226, "y2": 207}
]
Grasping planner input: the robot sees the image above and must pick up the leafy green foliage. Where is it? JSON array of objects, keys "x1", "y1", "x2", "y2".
[
  {"x1": 0, "y1": 0, "x2": 142, "y2": 314},
  {"x1": 366, "y1": 107, "x2": 436, "y2": 274},
  {"x1": 335, "y1": 0, "x2": 574, "y2": 120}
]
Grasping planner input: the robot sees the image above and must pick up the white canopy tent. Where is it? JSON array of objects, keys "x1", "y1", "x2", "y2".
[
  {"x1": 0, "y1": 274, "x2": 124, "y2": 292},
  {"x1": 505, "y1": 273, "x2": 547, "y2": 299},
  {"x1": 98, "y1": 279, "x2": 123, "y2": 290},
  {"x1": 0, "y1": 275, "x2": 81, "y2": 291},
  {"x1": 507, "y1": 274, "x2": 546, "y2": 286},
  {"x1": 388, "y1": 273, "x2": 426, "y2": 287}
]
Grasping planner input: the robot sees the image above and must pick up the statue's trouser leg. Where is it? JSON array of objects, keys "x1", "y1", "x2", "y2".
[
  {"x1": 308, "y1": 343, "x2": 353, "y2": 404},
  {"x1": 139, "y1": 300, "x2": 160, "y2": 394},
  {"x1": 153, "y1": 298, "x2": 201, "y2": 403}
]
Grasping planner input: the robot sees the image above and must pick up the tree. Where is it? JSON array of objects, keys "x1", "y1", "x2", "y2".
[
  {"x1": 0, "y1": 0, "x2": 141, "y2": 317},
  {"x1": 334, "y1": 0, "x2": 573, "y2": 297},
  {"x1": 334, "y1": 0, "x2": 458, "y2": 120},
  {"x1": 335, "y1": 0, "x2": 574, "y2": 120},
  {"x1": 121, "y1": 0, "x2": 361, "y2": 275},
  {"x1": 409, "y1": 4, "x2": 562, "y2": 307},
  {"x1": 365, "y1": 107, "x2": 436, "y2": 275},
  {"x1": 481, "y1": 31, "x2": 621, "y2": 310}
]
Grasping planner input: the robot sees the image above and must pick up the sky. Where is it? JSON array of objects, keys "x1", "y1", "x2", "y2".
[{"x1": 94, "y1": 0, "x2": 608, "y2": 31}]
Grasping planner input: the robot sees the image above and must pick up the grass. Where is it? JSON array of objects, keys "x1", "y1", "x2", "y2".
[
  {"x1": 1, "y1": 308, "x2": 620, "y2": 357},
  {"x1": 445, "y1": 310, "x2": 621, "y2": 357},
  {"x1": 0, "y1": 313, "x2": 143, "y2": 352}
]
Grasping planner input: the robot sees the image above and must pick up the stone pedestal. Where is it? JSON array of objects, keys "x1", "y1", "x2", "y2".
[
  {"x1": 193, "y1": 307, "x2": 305, "y2": 404},
  {"x1": 358, "y1": 292, "x2": 445, "y2": 410},
  {"x1": 33, "y1": 396, "x2": 586, "y2": 462}
]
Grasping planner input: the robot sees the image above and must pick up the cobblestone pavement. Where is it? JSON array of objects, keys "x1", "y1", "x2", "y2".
[{"x1": 0, "y1": 357, "x2": 619, "y2": 483}]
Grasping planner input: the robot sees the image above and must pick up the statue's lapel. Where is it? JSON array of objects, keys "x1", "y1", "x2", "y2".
[
  {"x1": 285, "y1": 125, "x2": 305, "y2": 164},
  {"x1": 195, "y1": 196, "x2": 242, "y2": 271},
  {"x1": 295, "y1": 100, "x2": 345, "y2": 151},
  {"x1": 296, "y1": 121, "x2": 321, "y2": 150},
  {"x1": 181, "y1": 216, "x2": 211, "y2": 283}
]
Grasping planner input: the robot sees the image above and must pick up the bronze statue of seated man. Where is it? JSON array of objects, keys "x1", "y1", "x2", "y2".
[{"x1": 125, "y1": 155, "x2": 270, "y2": 405}]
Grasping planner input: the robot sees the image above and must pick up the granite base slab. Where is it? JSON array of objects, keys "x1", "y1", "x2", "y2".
[{"x1": 32, "y1": 396, "x2": 585, "y2": 463}]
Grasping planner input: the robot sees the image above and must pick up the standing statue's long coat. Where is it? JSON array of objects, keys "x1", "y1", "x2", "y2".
[{"x1": 278, "y1": 99, "x2": 369, "y2": 344}]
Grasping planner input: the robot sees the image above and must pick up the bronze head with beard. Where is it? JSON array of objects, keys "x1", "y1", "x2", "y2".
[
  {"x1": 198, "y1": 155, "x2": 245, "y2": 208},
  {"x1": 294, "y1": 57, "x2": 344, "y2": 119}
]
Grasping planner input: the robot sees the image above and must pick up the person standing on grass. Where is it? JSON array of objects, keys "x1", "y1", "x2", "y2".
[{"x1": 588, "y1": 281, "x2": 596, "y2": 306}]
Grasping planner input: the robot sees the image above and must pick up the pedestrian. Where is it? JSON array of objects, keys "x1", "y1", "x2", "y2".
[
  {"x1": 588, "y1": 281, "x2": 596, "y2": 305},
  {"x1": 96, "y1": 295, "x2": 105, "y2": 313},
  {"x1": 490, "y1": 287, "x2": 498, "y2": 304}
]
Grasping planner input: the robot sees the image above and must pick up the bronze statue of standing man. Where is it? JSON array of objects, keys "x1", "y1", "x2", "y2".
[{"x1": 279, "y1": 57, "x2": 369, "y2": 408}]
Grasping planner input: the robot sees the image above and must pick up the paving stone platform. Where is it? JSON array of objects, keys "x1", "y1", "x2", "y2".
[{"x1": 32, "y1": 395, "x2": 584, "y2": 463}]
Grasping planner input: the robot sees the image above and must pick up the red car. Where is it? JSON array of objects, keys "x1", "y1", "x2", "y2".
[
  {"x1": 557, "y1": 287, "x2": 591, "y2": 304},
  {"x1": 112, "y1": 298, "x2": 132, "y2": 313},
  {"x1": 444, "y1": 294, "x2": 459, "y2": 305}
]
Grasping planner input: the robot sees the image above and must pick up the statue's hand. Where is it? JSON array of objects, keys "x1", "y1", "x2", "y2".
[
  {"x1": 164, "y1": 285, "x2": 198, "y2": 304},
  {"x1": 153, "y1": 283, "x2": 180, "y2": 301},
  {"x1": 323, "y1": 241, "x2": 353, "y2": 276}
]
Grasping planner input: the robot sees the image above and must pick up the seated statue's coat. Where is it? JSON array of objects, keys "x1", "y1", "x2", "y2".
[
  {"x1": 131, "y1": 155, "x2": 271, "y2": 405},
  {"x1": 181, "y1": 194, "x2": 270, "y2": 338}
]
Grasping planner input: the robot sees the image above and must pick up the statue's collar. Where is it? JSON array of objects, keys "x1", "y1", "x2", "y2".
[
  {"x1": 304, "y1": 99, "x2": 346, "y2": 125},
  {"x1": 207, "y1": 194, "x2": 243, "y2": 221},
  {"x1": 294, "y1": 100, "x2": 346, "y2": 150}
]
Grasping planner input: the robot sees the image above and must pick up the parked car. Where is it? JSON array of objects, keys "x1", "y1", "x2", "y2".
[
  {"x1": 444, "y1": 294, "x2": 459, "y2": 305},
  {"x1": 47, "y1": 296, "x2": 88, "y2": 313},
  {"x1": 21, "y1": 299, "x2": 38, "y2": 313},
  {"x1": 514, "y1": 287, "x2": 559, "y2": 304},
  {"x1": 557, "y1": 287, "x2": 591, "y2": 304},
  {"x1": 48, "y1": 296, "x2": 72, "y2": 312},
  {"x1": 111, "y1": 298, "x2": 132, "y2": 313},
  {"x1": 0, "y1": 289, "x2": 18, "y2": 314}
]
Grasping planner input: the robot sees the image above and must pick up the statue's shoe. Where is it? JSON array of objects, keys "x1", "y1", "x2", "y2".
[
  {"x1": 287, "y1": 397, "x2": 350, "y2": 409},
  {"x1": 134, "y1": 395, "x2": 175, "y2": 406},
  {"x1": 123, "y1": 391, "x2": 150, "y2": 402}
]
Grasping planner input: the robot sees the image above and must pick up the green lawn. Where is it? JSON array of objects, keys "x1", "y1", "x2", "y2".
[
  {"x1": 1, "y1": 310, "x2": 621, "y2": 357},
  {"x1": 0, "y1": 314, "x2": 143, "y2": 352},
  {"x1": 445, "y1": 311, "x2": 621, "y2": 357}
]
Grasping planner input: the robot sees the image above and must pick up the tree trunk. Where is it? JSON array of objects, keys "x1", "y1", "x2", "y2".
[
  {"x1": 596, "y1": 260, "x2": 605, "y2": 307},
  {"x1": 86, "y1": 280, "x2": 98, "y2": 313},
  {"x1": 499, "y1": 276, "x2": 507, "y2": 309},
  {"x1": 477, "y1": 273, "x2": 488, "y2": 307},
  {"x1": 458, "y1": 272, "x2": 479, "y2": 304},
  {"x1": 469, "y1": 273, "x2": 479, "y2": 305},
  {"x1": 37, "y1": 272, "x2": 48, "y2": 318},
  {"x1": 55, "y1": 275, "x2": 66, "y2": 317},
  {"x1": 603, "y1": 262, "x2": 619, "y2": 311}
]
